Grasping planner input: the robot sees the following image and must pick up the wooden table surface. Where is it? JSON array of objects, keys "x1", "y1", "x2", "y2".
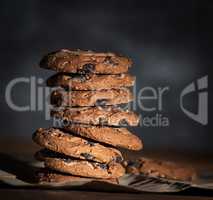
[
  {"x1": 1, "y1": 188, "x2": 213, "y2": 200},
  {"x1": 1, "y1": 138, "x2": 213, "y2": 200}
]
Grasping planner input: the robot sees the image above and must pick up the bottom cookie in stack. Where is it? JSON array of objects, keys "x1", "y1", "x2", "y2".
[
  {"x1": 32, "y1": 128, "x2": 125, "y2": 183},
  {"x1": 35, "y1": 149, "x2": 125, "y2": 179},
  {"x1": 36, "y1": 168, "x2": 119, "y2": 185}
]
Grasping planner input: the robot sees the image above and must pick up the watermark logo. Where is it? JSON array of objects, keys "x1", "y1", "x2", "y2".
[
  {"x1": 5, "y1": 76, "x2": 53, "y2": 120},
  {"x1": 180, "y1": 76, "x2": 208, "y2": 125},
  {"x1": 136, "y1": 85, "x2": 170, "y2": 127},
  {"x1": 4, "y1": 75, "x2": 208, "y2": 127}
]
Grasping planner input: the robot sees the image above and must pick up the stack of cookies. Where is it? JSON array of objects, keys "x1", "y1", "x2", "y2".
[{"x1": 33, "y1": 49, "x2": 143, "y2": 184}]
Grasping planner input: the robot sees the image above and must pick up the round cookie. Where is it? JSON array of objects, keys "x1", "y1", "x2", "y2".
[
  {"x1": 51, "y1": 88, "x2": 133, "y2": 107},
  {"x1": 46, "y1": 73, "x2": 135, "y2": 90},
  {"x1": 33, "y1": 128, "x2": 123, "y2": 163},
  {"x1": 35, "y1": 149, "x2": 125, "y2": 179},
  {"x1": 51, "y1": 106, "x2": 140, "y2": 126},
  {"x1": 124, "y1": 157, "x2": 197, "y2": 181},
  {"x1": 36, "y1": 168, "x2": 118, "y2": 184},
  {"x1": 63, "y1": 125, "x2": 143, "y2": 150},
  {"x1": 40, "y1": 49, "x2": 132, "y2": 74}
]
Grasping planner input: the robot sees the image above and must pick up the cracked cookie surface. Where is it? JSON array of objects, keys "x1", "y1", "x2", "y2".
[
  {"x1": 47, "y1": 73, "x2": 135, "y2": 90},
  {"x1": 63, "y1": 125, "x2": 143, "y2": 150},
  {"x1": 40, "y1": 49, "x2": 132, "y2": 74},
  {"x1": 36, "y1": 168, "x2": 118, "y2": 184},
  {"x1": 51, "y1": 88, "x2": 133, "y2": 107},
  {"x1": 33, "y1": 128, "x2": 123, "y2": 163},
  {"x1": 51, "y1": 106, "x2": 140, "y2": 126}
]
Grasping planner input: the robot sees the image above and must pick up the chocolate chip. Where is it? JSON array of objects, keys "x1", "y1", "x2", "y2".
[
  {"x1": 95, "y1": 99, "x2": 108, "y2": 106},
  {"x1": 119, "y1": 119, "x2": 129, "y2": 126},
  {"x1": 80, "y1": 153, "x2": 94, "y2": 160},
  {"x1": 115, "y1": 156, "x2": 123, "y2": 163},
  {"x1": 103, "y1": 56, "x2": 118, "y2": 66},
  {"x1": 62, "y1": 118, "x2": 70, "y2": 126},
  {"x1": 79, "y1": 63, "x2": 95, "y2": 74},
  {"x1": 99, "y1": 117, "x2": 108, "y2": 126},
  {"x1": 97, "y1": 163, "x2": 108, "y2": 170},
  {"x1": 86, "y1": 141, "x2": 96, "y2": 146}
]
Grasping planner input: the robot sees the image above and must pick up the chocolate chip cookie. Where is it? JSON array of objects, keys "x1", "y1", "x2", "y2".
[
  {"x1": 36, "y1": 168, "x2": 118, "y2": 184},
  {"x1": 40, "y1": 49, "x2": 132, "y2": 74},
  {"x1": 51, "y1": 88, "x2": 133, "y2": 107},
  {"x1": 63, "y1": 125, "x2": 143, "y2": 150},
  {"x1": 125, "y1": 157, "x2": 197, "y2": 181},
  {"x1": 51, "y1": 106, "x2": 140, "y2": 126},
  {"x1": 33, "y1": 128, "x2": 123, "y2": 163},
  {"x1": 47, "y1": 73, "x2": 135, "y2": 90},
  {"x1": 35, "y1": 149, "x2": 125, "y2": 179}
]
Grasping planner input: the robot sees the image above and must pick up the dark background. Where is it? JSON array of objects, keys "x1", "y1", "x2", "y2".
[{"x1": 0, "y1": 0, "x2": 211, "y2": 154}]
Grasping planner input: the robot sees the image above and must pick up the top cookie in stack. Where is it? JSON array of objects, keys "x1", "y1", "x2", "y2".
[
  {"x1": 33, "y1": 49, "x2": 142, "y2": 183},
  {"x1": 40, "y1": 49, "x2": 132, "y2": 74}
]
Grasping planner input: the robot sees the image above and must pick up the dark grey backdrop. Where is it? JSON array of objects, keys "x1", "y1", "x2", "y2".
[{"x1": 0, "y1": 0, "x2": 211, "y2": 153}]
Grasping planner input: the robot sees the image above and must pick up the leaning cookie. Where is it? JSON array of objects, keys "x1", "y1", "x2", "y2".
[
  {"x1": 124, "y1": 157, "x2": 197, "y2": 181},
  {"x1": 47, "y1": 73, "x2": 135, "y2": 90},
  {"x1": 35, "y1": 149, "x2": 125, "y2": 179},
  {"x1": 40, "y1": 49, "x2": 132, "y2": 74},
  {"x1": 36, "y1": 168, "x2": 118, "y2": 184},
  {"x1": 51, "y1": 88, "x2": 133, "y2": 107},
  {"x1": 63, "y1": 125, "x2": 143, "y2": 150},
  {"x1": 33, "y1": 128, "x2": 123, "y2": 163},
  {"x1": 51, "y1": 106, "x2": 140, "y2": 126}
]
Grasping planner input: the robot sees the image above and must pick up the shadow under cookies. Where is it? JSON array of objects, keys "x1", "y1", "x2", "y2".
[{"x1": 0, "y1": 152, "x2": 39, "y2": 184}]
